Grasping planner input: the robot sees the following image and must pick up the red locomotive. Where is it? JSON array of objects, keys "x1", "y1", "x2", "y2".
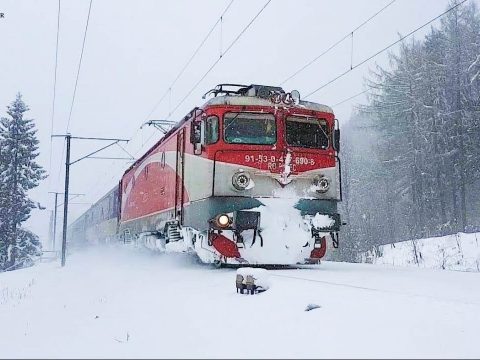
[{"x1": 68, "y1": 84, "x2": 342, "y2": 265}]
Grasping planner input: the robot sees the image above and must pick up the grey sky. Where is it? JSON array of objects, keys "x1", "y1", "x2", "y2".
[{"x1": 0, "y1": 0, "x2": 473, "y2": 244}]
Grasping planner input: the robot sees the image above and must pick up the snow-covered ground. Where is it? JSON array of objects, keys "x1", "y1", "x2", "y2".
[
  {"x1": 362, "y1": 232, "x2": 480, "y2": 272},
  {"x1": 1, "y1": 245, "x2": 479, "y2": 359}
]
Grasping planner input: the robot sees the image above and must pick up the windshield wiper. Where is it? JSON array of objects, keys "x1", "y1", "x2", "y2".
[
  {"x1": 223, "y1": 112, "x2": 242, "y2": 133},
  {"x1": 315, "y1": 120, "x2": 329, "y2": 149}
]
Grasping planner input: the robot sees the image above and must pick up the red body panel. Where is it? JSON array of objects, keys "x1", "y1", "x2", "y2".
[{"x1": 121, "y1": 163, "x2": 187, "y2": 222}]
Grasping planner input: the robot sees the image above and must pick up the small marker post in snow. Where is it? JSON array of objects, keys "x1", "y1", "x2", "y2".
[{"x1": 236, "y1": 267, "x2": 270, "y2": 295}]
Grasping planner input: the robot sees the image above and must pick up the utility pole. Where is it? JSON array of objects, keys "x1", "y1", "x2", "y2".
[
  {"x1": 53, "y1": 192, "x2": 58, "y2": 250},
  {"x1": 53, "y1": 192, "x2": 58, "y2": 249},
  {"x1": 51, "y1": 134, "x2": 130, "y2": 267},
  {"x1": 48, "y1": 191, "x2": 85, "y2": 251},
  {"x1": 61, "y1": 134, "x2": 71, "y2": 267}
]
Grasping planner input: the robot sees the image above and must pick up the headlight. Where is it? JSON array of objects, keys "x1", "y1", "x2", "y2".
[
  {"x1": 232, "y1": 171, "x2": 251, "y2": 191},
  {"x1": 314, "y1": 176, "x2": 330, "y2": 193},
  {"x1": 216, "y1": 214, "x2": 231, "y2": 228}
]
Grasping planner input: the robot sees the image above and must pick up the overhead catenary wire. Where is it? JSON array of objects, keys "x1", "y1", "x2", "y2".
[
  {"x1": 333, "y1": 89, "x2": 370, "y2": 108},
  {"x1": 48, "y1": 0, "x2": 61, "y2": 192},
  {"x1": 55, "y1": 0, "x2": 94, "y2": 190},
  {"x1": 65, "y1": 0, "x2": 94, "y2": 132},
  {"x1": 168, "y1": 0, "x2": 272, "y2": 119},
  {"x1": 220, "y1": 14, "x2": 223, "y2": 58},
  {"x1": 304, "y1": 0, "x2": 468, "y2": 100},
  {"x1": 280, "y1": 0, "x2": 397, "y2": 86},
  {"x1": 141, "y1": 0, "x2": 235, "y2": 125}
]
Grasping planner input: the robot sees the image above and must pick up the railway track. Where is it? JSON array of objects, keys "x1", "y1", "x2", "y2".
[{"x1": 270, "y1": 272, "x2": 480, "y2": 307}]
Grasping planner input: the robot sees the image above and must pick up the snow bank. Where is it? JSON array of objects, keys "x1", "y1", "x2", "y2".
[
  {"x1": 1, "y1": 246, "x2": 480, "y2": 358},
  {"x1": 361, "y1": 232, "x2": 480, "y2": 272}
]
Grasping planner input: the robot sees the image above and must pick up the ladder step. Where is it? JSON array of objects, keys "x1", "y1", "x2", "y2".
[{"x1": 167, "y1": 224, "x2": 182, "y2": 242}]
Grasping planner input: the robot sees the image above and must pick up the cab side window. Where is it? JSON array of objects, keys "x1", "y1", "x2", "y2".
[{"x1": 205, "y1": 116, "x2": 219, "y2": 144}]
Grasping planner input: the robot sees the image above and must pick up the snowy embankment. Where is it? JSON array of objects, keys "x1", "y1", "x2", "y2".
[
  {"x1": 362, "y1": 232, "x2": 480, "y2": 272},
  {"x1": 1, "y1": 245, "x2": 479, "y2": 358}
]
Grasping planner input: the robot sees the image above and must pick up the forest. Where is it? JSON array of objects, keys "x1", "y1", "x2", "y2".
[{"x1": 337, "y1": 2, "x2": 480, "y2": 261}]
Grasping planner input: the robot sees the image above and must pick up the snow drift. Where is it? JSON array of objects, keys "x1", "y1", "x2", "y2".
[{"x1": 361, "y1": 232, "x2": 480, "y2": 272}]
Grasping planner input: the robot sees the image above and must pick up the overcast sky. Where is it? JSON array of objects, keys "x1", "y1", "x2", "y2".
[{"x1": 1, "y1": 0, "x2": 476, "y2": 245}]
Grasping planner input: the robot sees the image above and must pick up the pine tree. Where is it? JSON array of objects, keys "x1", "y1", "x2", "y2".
[
  {"x1": 337, "y1": 1, "x2": 480, "y2": 262},
  {"x1": 0, "y1": 93, "x2": 46, "y2": 271}
]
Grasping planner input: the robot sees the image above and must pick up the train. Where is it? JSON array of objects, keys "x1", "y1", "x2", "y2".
[{"x1": 68, "y1": 84, "x2": 343, "y2": 266}]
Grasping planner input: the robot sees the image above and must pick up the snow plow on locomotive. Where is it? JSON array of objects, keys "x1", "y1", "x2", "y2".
[{"x1": 68, "y1": 84, "x2": 343, "y2": 265}]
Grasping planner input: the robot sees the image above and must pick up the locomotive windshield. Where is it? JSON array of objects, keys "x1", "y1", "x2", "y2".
[
  {"x1": 286, "y1": 116, "x2": 329, "y2": 149},
  {"x1": 224, "y1": 112, "x2": 276, "y2": 145}
]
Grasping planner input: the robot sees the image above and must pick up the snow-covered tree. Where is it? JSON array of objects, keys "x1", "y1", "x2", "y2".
[
  {"x1": 337, "y1": 1, "x2": 480, "y2": 260},
  {"x1": 0, "y1": 93, "x2": 45, "y2": 271}
]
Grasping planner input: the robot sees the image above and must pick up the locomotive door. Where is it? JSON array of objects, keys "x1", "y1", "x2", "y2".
[{"x1": 174, "y1": 128, "x2": 185, "y2": 224}]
